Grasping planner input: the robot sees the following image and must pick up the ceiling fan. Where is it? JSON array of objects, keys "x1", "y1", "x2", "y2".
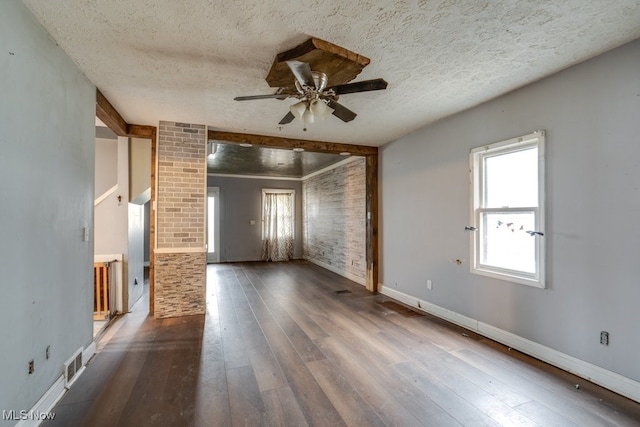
[{"x1": 234, "y1": 60, "x2": 388, "y2": 125}]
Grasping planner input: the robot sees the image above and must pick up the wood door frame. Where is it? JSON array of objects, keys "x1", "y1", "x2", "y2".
[{"x1": 208, "y1": 130, "x2": 379, "y2": 292}]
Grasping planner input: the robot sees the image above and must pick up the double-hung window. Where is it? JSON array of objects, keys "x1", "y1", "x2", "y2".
[{"x1": 470, "y1": 131, "x2": 545, "y2": 288}]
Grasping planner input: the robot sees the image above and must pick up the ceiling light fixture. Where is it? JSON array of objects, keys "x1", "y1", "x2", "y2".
[
  {"x1": 339, "y1": 152, "x2": 351, "y2": 156},
  {"x1": 239, "y1": 143, "x2": 253, "y2": 147},
  {"x1": 289, "y1": 97, "x2": 334, "y2": 125},
  {"x1": 207, "y1": 141, "x2": 217, "y2": 158},
  {"x1": 292, "y1": 147, "x2": 304, "y2": 152}
]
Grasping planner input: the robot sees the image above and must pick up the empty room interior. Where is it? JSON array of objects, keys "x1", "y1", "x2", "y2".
[{"x1": 2, "y1": 1, "x2": 640, "y2": 426}]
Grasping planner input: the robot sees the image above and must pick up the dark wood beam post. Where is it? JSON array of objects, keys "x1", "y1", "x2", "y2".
[
  {"x1": 96, "y1": 89, "x2": 127, "y2": 136},
  {"x1": 365, "y1": 153, "x2": 379, "y2": 292},
  {"x1": 96, "y1": 89, "x2": 156, "y2": 138},
  {"x1": 207, "y1": 130, "x2": 377, "y2": 156},
  {"x1": 149, "y1": 128, "x2": 157, "y2": 316}
]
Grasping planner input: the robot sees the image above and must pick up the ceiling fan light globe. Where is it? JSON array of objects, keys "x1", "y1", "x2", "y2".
[
  {"x1": 322, "y1": 106, "x2": 335, "y2": 120},
  {"x1": 290, "y1": 101, "x2": 306, "y2": 119},
  {"x1": 302, "y1": 108, "x2": 315, "y2": 124},
  {"x1": 207, "y1": 141, "x2": 217, "y2": 157},
  {"x1": 310, "y1": 99, "x2": 333, "y2": 120},
  {"x1": 309, "y1": 99, "x2": 325, "y2": 114}
]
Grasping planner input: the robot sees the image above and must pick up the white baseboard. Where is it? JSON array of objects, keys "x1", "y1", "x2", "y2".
[
  {"x1": 83, "y1": 341, "x2": 96, "y2": 366},
  {"x1": 379, "y1": 284, "x2": 640, "y2": 404},
  {"x1": 15, "y1": 340, "x2": 97, "y2": 426},
  {"x1": 14, "y1": 376, "x2": 65, "y2": 427},
  {"x1": 305, "y1": 257, "x2": 366, "y2": 286}
]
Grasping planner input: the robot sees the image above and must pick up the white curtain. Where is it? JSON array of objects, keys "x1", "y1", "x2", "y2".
[{"x1": 262, "y1": 192, "x2": 294, "y2": 261}]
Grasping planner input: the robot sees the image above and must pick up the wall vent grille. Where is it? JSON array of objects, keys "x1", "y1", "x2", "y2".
[{"x1": 63, "y1": 348, "x2": 84, "y2": 388}]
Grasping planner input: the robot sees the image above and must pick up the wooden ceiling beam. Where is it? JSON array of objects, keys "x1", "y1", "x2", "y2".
[
  {"x1": 96, "y1": 89, "x2": 156, "y2": 139},
  {"x1": 96, "y1": 89, "x2": 127, "y2": 136},
  {"x1": 207, "y1": 130, "x2": 377, "y2": 156},
  {"x1": 127, "y1": 124, "x2": 156, "y2": 139}
]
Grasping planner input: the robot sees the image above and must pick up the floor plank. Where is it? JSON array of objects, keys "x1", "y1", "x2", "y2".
[
  {"x1": 307, "y1": 358, "x2": 386, "y2": 427},
  {"x1": 314, "y1": 336, "x2": 425, "y2": 426},
  {"x1": 226, "y1": 365, "x2": 265, "y2": 426},
  {"x1": 46, "y1": 261, "x2": 640, "y2": 427}
]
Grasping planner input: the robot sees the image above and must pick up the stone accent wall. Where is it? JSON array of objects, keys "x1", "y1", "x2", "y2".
[
  {"x1": 154, "y1": 121, "x2": 206, "y2": 318},
  {"x1": 303, "y1": 158, "x2": 366, "y2": 283},
  {"x1": 154, "y1": 252, "x2": 206, "y2": 318}
]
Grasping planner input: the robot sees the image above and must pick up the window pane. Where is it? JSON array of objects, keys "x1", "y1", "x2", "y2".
[
  {"x1": 484, "y1": 147, "x2": 537, "y2": 208},
  {"x1": 480, "y1": 211, "x2": 535, "y2": 274}
]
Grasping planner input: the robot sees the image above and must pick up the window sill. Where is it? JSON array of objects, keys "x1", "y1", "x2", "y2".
[{"x1": 471, "y1": 267, "x2": 545, "y2": 289}]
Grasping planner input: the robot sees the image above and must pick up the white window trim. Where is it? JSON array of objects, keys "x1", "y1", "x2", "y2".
[
  {"x1": 469, "y1": 131, "x2": 546, "y2": 288},
  {"x1": 261, "y1": 189, "x2": 295, "y2": 241}
]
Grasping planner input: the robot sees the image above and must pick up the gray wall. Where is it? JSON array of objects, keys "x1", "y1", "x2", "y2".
[
  {"x1": 0, "y1": 0, "x2": 95, "y2": 419},
  {"x1": 303, "y1": 158, "x2": 366, "y2": 284},
  {"x1": 129, "y1": 137, "x2": 151, "y2": 204},
  {"x1": 95, "y1": 138, "x2": 117, "y2": 198},
  {"x1": 207, "y1": 176, "x2": 303, "y2": 262},
  {"x1": 380, "y1": 39, "x2": 640, "y2": 382},
  {"x1": 94, "y1": 137, "x2": 128, "y2": 256}
]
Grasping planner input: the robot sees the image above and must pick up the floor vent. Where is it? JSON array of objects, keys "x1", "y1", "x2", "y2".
[
  {"x1": 335, "y1": 289, "x2": 352, "y2": 294},
  {"x1": 64, "y1": 348, "x2": 84, "y2": 388}
]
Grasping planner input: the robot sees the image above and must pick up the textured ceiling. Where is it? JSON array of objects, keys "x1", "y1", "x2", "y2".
[{"x1": 22, "y1": 0, "x2": 640, "y2": 146}]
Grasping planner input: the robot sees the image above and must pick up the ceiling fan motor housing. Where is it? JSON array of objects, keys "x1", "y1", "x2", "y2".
[{"x1": 295, "y1": 71, "x2": 329, "y2": 95}]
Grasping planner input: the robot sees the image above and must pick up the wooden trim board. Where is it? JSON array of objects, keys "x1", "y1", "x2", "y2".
[{"x1": 207, "y1": 130, "x2": 378, "y2": 156}]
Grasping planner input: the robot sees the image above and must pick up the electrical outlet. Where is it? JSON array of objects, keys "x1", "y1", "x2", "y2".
[
  {"x1": 600, "y1": 331, "x2": 609, "y2": 346},
  {"x1": 28, "y1": 359, "x2": 34, "y2": 374},
  {"x1": 427, "y1": 280, "x2": 432, "y2": 290}
]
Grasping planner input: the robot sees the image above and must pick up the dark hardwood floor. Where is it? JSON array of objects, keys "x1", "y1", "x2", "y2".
[{"x1": 46, "y1": 261, "x2": 640, "y2": 426}]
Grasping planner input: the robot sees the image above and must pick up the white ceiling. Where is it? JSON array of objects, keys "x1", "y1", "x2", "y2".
[{"x1": 23, "y1": 0, "x2": 640, "y2": 147}]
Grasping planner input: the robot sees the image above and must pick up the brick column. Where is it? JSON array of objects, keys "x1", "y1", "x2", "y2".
[{"x1": 154, "y1": 121, "x2": 206, "y2": 318}]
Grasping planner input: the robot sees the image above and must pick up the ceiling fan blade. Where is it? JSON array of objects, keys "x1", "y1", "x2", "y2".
[
  {"x1": 279, "y1": 111, "x2": 295, "y2": 125},
  {"x1": 286, "y1": 60, "x2": 315, "y2": 88},
  {"x1": 327, "y1": 99, "x2": 357, "y2": 122},
  {"x1": 234, "y1": 94, "x2": 290, "y2": 101},
  {"x1": 326, "y1": 78, "x2": 388, "y2": 95}
]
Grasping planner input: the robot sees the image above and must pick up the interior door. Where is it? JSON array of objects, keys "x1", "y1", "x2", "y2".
[{"x1": 207, "y1": 187, "x2": 220, "y2": 263}]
